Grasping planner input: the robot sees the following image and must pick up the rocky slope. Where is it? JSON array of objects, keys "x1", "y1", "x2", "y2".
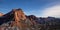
[
  {"x1": 0, "y1": 8, "x2": 60, "y2": 30},
  {"x1": 0, "y1": 8, "x2": 38, "y2": 30}
]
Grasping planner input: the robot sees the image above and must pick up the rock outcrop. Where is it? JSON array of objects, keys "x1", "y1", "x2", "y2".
[
  {"x1": 26, "y1": 15, "x2": 37, "y2": 25},
  {"x1": 0, "y1": 12, "x2": 4, "y2": 17}
]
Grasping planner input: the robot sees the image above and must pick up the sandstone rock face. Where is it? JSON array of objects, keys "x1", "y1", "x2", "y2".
[
  {"x1": 0, "y1": 12, "x2": 4, "y2": 17},
  {"x1": 10, "y1": 9, "x2": 27, "y2": 30},
  {"x1": 13, "y1": 9, "x2": 26, "y2": 21}
]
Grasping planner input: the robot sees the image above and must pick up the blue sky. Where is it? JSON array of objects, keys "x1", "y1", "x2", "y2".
[{"x1": 0, "y1": 0, "x2": 60, "y2": 17}]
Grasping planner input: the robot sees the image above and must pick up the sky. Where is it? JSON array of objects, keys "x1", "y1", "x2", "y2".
[{"x1": 0, "y1": 0, "x2": 60, "y2": 18}]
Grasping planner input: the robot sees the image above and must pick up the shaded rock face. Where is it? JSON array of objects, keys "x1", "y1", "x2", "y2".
[
  {"x1": 27, "y1": 15, "x2": 38, "y2": 20},
  {"x1": 26, "y1": 15, "x2": 37, "y2": 25}
]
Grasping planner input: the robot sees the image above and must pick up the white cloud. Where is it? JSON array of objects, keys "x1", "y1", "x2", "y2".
[{"x1": 42, "y1": 5, "x2": 60, "y2": 17}]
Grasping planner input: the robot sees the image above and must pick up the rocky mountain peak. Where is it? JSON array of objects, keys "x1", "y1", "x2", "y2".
[
  {"x1": 12, "y1": 8, "x2": 26, "y2": 21},
  {"x1": 9, "y1": 8, "x2": 27, "y2": 27}
]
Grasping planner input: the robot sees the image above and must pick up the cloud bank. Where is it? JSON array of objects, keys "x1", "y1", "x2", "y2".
[{"x1": 42, "y1": 4, "x2": 60, "y2": 17}]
